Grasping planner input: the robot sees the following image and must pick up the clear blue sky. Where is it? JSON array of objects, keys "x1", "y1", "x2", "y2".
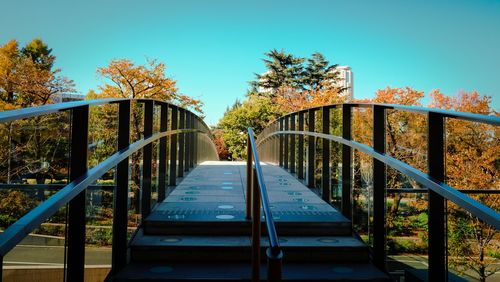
[{"x1": 1, "y1": 0, "x2": 499, "y2": 125}]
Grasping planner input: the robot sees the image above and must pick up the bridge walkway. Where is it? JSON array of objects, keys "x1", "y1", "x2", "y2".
[{"x1": 114, "y1": 161, "x2": 390, "y2": 281}]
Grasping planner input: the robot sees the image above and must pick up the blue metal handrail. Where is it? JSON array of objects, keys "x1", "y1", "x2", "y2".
[
  {"x1": 0, "y1": 98, "x2": 212, "y2": 133},
  {"x1": 247, "y1": 127, "x2": 282, "y2": 282},
  {"x1": 0, "y1": 128, "x2": 201, "y2": 257},
  {"x1": 255, "y1": 102, "x2": 500, "y2": 281},
  {"x1": 266, "y1": 102, "x2": 500, "y2": 127},
  {"x1": 0, "y1": 98, "x2": 219, "y2": 282},
  {"x1": 259, "y1": 130, "x2": 500, "y2": 229}
]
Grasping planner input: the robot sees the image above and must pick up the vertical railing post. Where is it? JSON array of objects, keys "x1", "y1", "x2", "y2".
[
  {"x1": 246, "y1": 134, "x2": 252, "y2": 220},
  {"x1": 111, "y1": 100, "x2": 130, "y2": 274},
  {"x1": 267, "y1": 248, "x2": 283, "y2": 282},
  {"x1": 290, "y1": 114, "x2": 296, "y2": 174},
  {"x1": 178, "y1": 109, "x2": 185, "y2": 177},
  {"x1": 251, "y1": 168, "x2": 261, "y2": 282},
  {"x1": 279, "y1": 118, "x2": 284, "y2": 167},
  {"x1": 307, "y1": 109, "x2": 315, "y2": 188},
  {"x1": 298, "y1": 111, "x2": 304, "y2": 180},
  {"x1": 66, "y1": 105, "x2": 89, "y2": 282},
  {"x1": 158, "y1": 103, "x2": 168, "y2": 202},
  {"x1": 342, "y1": 104, "x2": 352, "y2": 219},
  {"x1": 184, "y1": 112, "x2": 190, "y2": 172},
  {"x1": 169, "y1": 106, "x2": 178, "y2": 186},
  {"x1": 193, "y1": 117, "x2": 198, "y2": 165},
  {"x1": 189, "y1": 114, "x2": 195, "y2": 168},
  {"x1": 322, "y1": 107, "x2": 330, "y2": 203},
  {"x1": 284, "y1": 116, "x2": 289, "y2": 170},
  {"x1": 141, "y1": 101, "x2": 153, "y2": 217},
  {"x1": 428, "y1": 112, "x2": 446, "y2": 281},
  {"x1": 372, "y1": 105, "x2": 386, "y2": 270}
]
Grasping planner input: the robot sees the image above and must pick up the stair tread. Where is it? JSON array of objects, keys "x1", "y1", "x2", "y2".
[
  {"x1": 114, "y1": 261, "x2": 391, "y2": 281},
  {"x1": 132, "y1": 232, "x2": 367, "y2": 249}
]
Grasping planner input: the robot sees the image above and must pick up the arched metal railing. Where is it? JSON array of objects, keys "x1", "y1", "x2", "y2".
[
  {"x1": 256, "y1": 103, "x2": 500, "y2": 281},
  {"x1": 0, "y1": 99, "x2": 218, "y2": 282},
  {"x1": 246, "y1": 128, "x2": 283, "y2": 282}
]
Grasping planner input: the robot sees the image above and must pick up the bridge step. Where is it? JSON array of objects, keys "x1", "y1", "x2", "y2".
[
  {"x1": 113, "y1": 261, "x2": 392, "y2": 282},
  {"x1": 131, "y1": 231, "x2": 369, "y2": 262},
  {"x1": 143, "y1": 218, "x2": 352, "y2": 236}
]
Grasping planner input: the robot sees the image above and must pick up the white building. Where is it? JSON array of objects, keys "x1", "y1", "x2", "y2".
[
  {"x1": 51, "y1": 93, "x2": 85, "y2": 103},
  {"x1": 334, "y1": 66, "x2": 354, "y2": 101},
  {"x1": 256, "y1": 65, "x2": 354, "y2": 101}
]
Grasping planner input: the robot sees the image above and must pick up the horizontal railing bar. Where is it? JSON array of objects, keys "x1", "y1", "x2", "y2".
[
  {"x1": 248, "y1": 128, "x2": 281, "y2": 253},
  {"x1": 0, "y1": 98, "x2": 213, "y2": 133},
  {"x1": 259, "y1": 130, "x2": 500, "y2": 229},
  {"x1": 0, "y1": 98, "x2": 124, "y2": 123},
  {"x1": 261, "y1": 103, "x2": 499, "y2": 132},
  {"x1": 373, "y1": 103, "x2": 500, "y2": 125},
  {"x1": 0, "y1": 128, "x2": 206, "y2": 257},
  {"x1": 386, "y1": 188, "x2": 500, "y2": 194},
  {"x1": 0, "y1": 184, "x2": 114, "y2": 190}
]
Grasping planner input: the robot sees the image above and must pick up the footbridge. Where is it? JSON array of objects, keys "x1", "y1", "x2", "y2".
[{"x1": 0, "y1": 99, "x2": 498, "y2": 282}]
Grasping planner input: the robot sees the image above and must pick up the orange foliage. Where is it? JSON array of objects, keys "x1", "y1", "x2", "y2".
[
  {"x1": 212, "y1": 129, "x2": 230, "y2": 160},
  {"x1": 273, "y1": 85, "x2": 348, "y2": 112},
  {"x1": 94, "y1": 58, "x2": 203, "y2": 114}
]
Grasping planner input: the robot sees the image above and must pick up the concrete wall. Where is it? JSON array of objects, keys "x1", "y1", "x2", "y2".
[{"x1": 3, "y1": 266, "x2": 110, "y2": 282}]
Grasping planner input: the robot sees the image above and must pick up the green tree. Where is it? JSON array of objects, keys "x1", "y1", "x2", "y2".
[
  {"x1": 21, "y1": 38, "x2": 55, "y2": 71},
  {"x1": 89, "y1": 58, "x2": 203, "y2": 213},
  {"x1": 218, "y1": 95, "x2": 283, "y2": 159},
  {"x1": 253, "y1": 49, "x2": 304, "y2": 96},
  {"x1": 302, "y1": 52, "x2": 342, "y2": 91},
  {"x1": 0, "y1": 39, "x2": 74, "y2": 185},
  {"x1": 0, "y1": 190, "x2": 36, "y2": 228}
]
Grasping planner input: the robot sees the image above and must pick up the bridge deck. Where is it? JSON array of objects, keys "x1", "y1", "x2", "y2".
[{"x1": 148, "y1": 161, "x2": 349, "y2": 224}]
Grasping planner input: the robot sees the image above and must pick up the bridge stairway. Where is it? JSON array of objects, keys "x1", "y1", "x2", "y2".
[{"x1": 111, "y1": 162, "x2": 392, "y2": 281}]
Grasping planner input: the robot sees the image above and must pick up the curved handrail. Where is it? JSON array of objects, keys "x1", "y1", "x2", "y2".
[
  {"x1": 257, "y1": 130, "x2": 500, "y2": 229},
  {"x1": 0, "y1": 128, "x2": 204, "y2": 257},
  {"x1": 260, "y1": 103, "x2": 500, "y2": 131},
  {"x1": 0, "y1": 98, "x2": 212, "y2": 133},
  {"x1": 247, "y1": 128, "x2": 281, "y2": 254}
]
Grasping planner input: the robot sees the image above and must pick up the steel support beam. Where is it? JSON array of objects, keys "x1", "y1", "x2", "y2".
[
  {"x1": 141, "y1": 101, "x2": 153, "y2": 217},
  {"x1": 169, "y1": 106, "x2": 178, "y2": 186},
  {"x1": 158, "y1": 104, "x2": 168, "y2": 202},
  {"x1": 342, "y1": 104, "x2": 352, "y2": 219},
  {"x1": 178, "y1": 109, "x2": 185, "y2": 177},
  {"x1": 322, "y1": 107, "x2": 330, "y2": 203},
  {"x1": 111, "y1": 101, "x2": 130, "y2": 274},
  {"x1": 428, "y1": 112, "x2": 446, "y2": 281},
  {"x1": 372, "y1": 105, "x2": 386, "y2": 270},
  {"x1": 307, "y1": 109, "x2": 315, "y2": 188},
  {"x1": 298, "y1": 111, "x2": 304, "y2": 179},
  {"x1": 66, "y1": 105, "x2": 89, "y2": 282}
]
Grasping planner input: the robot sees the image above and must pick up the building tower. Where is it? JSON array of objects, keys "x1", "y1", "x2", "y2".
[{"x1": 336, "y1": 66, "x2": 354, "y2": 101}]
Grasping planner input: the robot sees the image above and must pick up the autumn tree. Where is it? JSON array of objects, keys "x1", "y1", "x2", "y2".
[
  {"x1": 429, "y1": 91, "x2": 499, "y2": 281},
  {"x1": 90, "y1": 58, "x2": 203, "y2": 212},
  {"x1": 352, "y1": 87, "x2": 428, "y2": 230},
  {"x1": 0, "y1": 38, "x2": 74, "y2": 185},
  {"x1": 211, "y1": 128, "x2": 230, "y2": 160}
]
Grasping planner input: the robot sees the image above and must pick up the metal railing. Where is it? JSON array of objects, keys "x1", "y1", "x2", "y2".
[
  {"x1": 246, "y1": 128, "x2": 283, "y2": 282},
  {"x1": 0, "y1": 99, "x2": 219, "y2": 282},
  {"x1": 256, "y1": 103, "x2": 500, "y2": 281}
]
